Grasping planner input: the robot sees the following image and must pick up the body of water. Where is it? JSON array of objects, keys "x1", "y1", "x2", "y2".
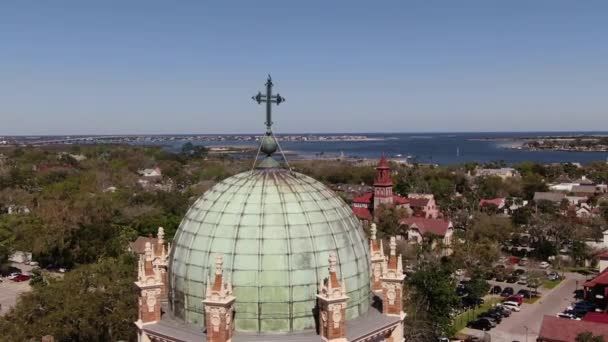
[{"x1": 159, "y1": 131, "x2": 608, "y2": 166}]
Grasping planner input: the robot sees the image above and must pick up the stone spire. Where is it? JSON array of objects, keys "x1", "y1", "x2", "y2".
[
  {"x1": 134, "y1": 242, "x2": 163, "y2": 329},
  {"x1": 369, "y1": 223, "x2": 386, "y2": 293},
  {"x1": 373, "y1": 153, "x2": 394, "y2": 210},
  {"x1": 379, "y1": 236, "x2": 406, "y2": 340},
  {"x1": 203, "y1": 255, "x2": 236, "y2": 342},
  {"x1": 317, "y1": 251, "x2": 348, "y2": 342}
]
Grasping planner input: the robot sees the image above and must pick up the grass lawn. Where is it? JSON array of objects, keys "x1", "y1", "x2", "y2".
[
  {"x1": 453, "y1": 298, "x2": 500, "y2": 332},
  {"x1": 523, "y1": 296, "x2": 541, "y2": 304},
  {"x1": 543, "y1": 278, "x2": 563, "y2": 289}
]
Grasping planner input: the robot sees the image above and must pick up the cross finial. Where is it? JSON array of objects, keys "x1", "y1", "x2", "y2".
[{"x1": 252, "y1": 75, "x2": 285, "y2": 133}]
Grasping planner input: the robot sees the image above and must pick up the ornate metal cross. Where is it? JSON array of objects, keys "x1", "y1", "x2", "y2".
[{"x1": 252, "y1": 75, "x2": 285, "y2": 132}]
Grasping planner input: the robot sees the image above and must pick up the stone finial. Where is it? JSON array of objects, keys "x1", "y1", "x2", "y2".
[
  {"x1": 215, "y1": 255, "x2": 224, "y2": 275},
  {"x1": 157, "y1": 226, "x2": 165, "y2": 245},
  {"x1": 328, "y1": 251, "x2": 338, "y2": 273},
  {"x1": 137, "y1": 254, "x2": 145, "y2": 281},
  {"x1": 370, "y1": 223, "x2": 377, "y2": 240},
  {"x1": 389, "y1": 236, "x2": 396, "y2": 256},
  {"x1": 144, "y1": 241, "x2": 153, "y2": 261}
]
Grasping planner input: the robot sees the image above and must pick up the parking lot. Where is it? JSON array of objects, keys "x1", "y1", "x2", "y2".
[
  {"x1": 0, "y1": 262, "x2": 35, "y2": 315},
  {"x1": 0, "y1": 278, "x2": 31, "y2": 315},
  {"x1": 461, "y1": 272, "x2": 586, "y2": 341}
]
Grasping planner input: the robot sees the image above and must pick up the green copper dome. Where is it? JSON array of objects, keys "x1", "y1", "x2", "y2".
[{"x1": 168, "y1": 168, "x2": 370, "y2": 333}]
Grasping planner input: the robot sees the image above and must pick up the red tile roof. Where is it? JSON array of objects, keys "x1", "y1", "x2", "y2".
[
  {"x1": 583, "y1": 312, "x2": 608, "y2": 324},
  {"x1": 408, "y1": 198, "x2": 430, "y2": 208},
  {"x1": 538, "y1": 315, "x2": 608, "y2": 341},
  {"x1": 392, "y1": 195, "x2": 409, "y2": 205},
  {"x1": 352, "y1": 207, "x2": 373, "y2": 221},
  {"x1": 129, "y1": 236, "x2": 159, "y2": 254},
  {"x1": 352, "y1": 193, "x2": 373, "y2": 204},
  {"x1": 352, "y1": 193, "x2": 408, "y2": 205},
  {"x1": 479, "y1": 198, "x2": 505, "y2": 207},
  {"x1": 599, "y1": 252, "x2": 608, "y2": 260},
  {"x1": 583, "y1": 268, "x2": 608, "y2": 288},
  {"x1": 400, "y1": 217, "x2": 452, "y2": 237}
]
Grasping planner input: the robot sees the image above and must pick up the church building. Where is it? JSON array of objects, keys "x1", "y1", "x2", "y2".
[{"x1": 133, "y1": 77, "x2": 406, "y2": 342}]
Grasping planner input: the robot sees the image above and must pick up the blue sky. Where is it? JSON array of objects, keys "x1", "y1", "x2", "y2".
[{"x1": 1, "y1": 1, "x2": 607, "y2": 135}]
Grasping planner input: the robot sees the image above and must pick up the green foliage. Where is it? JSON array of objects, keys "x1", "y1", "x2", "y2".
[
  {"x1": 576, "y1": 332, "x2": 606, "y2": 342},
  {"x1": 407, "y1": 258, "x2": 460, "y2": 337},
  {"x1": 0, "y1": 255, "x2": 137, "y2": 342},
  {"x1": 465, "y1": 268, "x2": 490, "y2": 301},
  {"x1": 374, "y1": 204, "x2": 408, "y2": 238}
]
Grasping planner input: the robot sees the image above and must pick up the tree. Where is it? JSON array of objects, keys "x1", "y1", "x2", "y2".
[
  {"x1": 0, "y1": 255, "x2": 137, "y2": 342},
  {"x1": 576, "y1": 332, "x2": 605, "y2": 342},
  {"x1": 375, "y1": 204, "x2": 408, "y2": 238},
  {"x1": 466, "y1": 267, "x2": 491, "y2": 302},
  {"x1": 406, "y1": 258, "x2": 461, "y2": 337}
]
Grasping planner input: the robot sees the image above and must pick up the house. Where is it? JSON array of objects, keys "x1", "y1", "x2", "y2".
[
  {"x1": 351, "y1": 155, "x2": 409, "y2": 222},
  {"x1": 537, "y1": 315, "x2": 608, "y2": 341},
  {"x1": 407, "y1": 193, "x2": 440, "y2": 218},
  {"x1": 138, "y1": 167, "x2": 162, "y2": 178},
  {"x1": 400, "y1": 217, "x2": 453, "y2": 247},
  {"x1": 583, "y1": 268, "x2": 608, "y2": 310},
  {"x1": 479, "y1": 198, "x2": 506, "y2": 210},
  {"x1": 582, "y1": 312, "x2": 608, "y2": 324},
  {"x1": 534, "y1": 192, "x2": 566, "y2": 203},
  {"x1": 572, "y1": 185, "x2": 599, "y2": 197},
  {"x1": 475, "y1": 167, "x2": 518, "y2": 179},
  {"x1": 7, "y1": 205, "x2": 30, "y2": 215}
]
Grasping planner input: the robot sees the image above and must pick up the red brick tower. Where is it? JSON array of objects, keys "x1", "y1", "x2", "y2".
[
  {"x1": 373, "y1": 154, "x2": 394, "y2": 210},
  {"x1": 317, "y1": 251, "x2": 349, "y2": 342},
  {"x1": 369, "y1": 223, "x2": 385, "y2": 293},
  {"x1": 203, "y1": 255, "x2": 236, "y2": 342},
  {"x1": 381, "y1": 237, "x2": 406, "y2": 341},
  {"x1": 134, "y1": 242, "x2": 164, "y2": 332}
]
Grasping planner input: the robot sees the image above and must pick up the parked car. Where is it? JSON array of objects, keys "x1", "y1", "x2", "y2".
[
  {"x1": 462, "y1": 296, "x2": 484, "y2": 308},
  {"x1": 518, "y1": 257, "x2": 528, "y2": 266},
  {"x1": 8, "y1": 272, "x2": 22, "y2": 280},
  {"x1": 0, "y1": 266, "x2": 22, "y2": 277},
  {"x1": 467, "y1": 317, "x2": 496, "y2": 330},
  {"x1": 495, "y1": 273, "x2": 505, "y2": 282},
  {"x1": 490, "y1": 285, "x2": 502, "y2": 294},
  {"x1": 479, "y1": 311, "x2": 502, "y2": 323},
  {"x1": 517, "y1": 275, "x2": 529, "y2": 285},
  {"x1": 501, "y1": 287, "x2": 514, "y2": 297},
  {"x1": 492, "y1": 306, "x2": 512, "y2": 317},
  {"x1": 11, "y1": 274, "x2": 30, "y2": 282},
  {"x1": 501, "y1": 302, "x2": 521, "y2": 312},
  {"x1": 557, "y1": 312, "x2": 580, "y2": 320},
  {"x1": 513, "y1": 269, "x2": 526, "y2": 276},
  {"x1": 456, "y1": 284, "x2": 468, "y2": 297},
  {"x1": 506, "y1": 276, "x2": 518, "y2": 283},
  {"x1": 539, "y1": 261, "x2": 550, "y2": 269},
  {"x1": 504, "y1": 295, "x2": 524, "y2": 305},
  {"x1": 547, "y1": 271, "x2": 561, "y2": 281}
]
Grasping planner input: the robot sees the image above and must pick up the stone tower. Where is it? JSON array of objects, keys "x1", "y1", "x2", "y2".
[
  {"x1": 134, "y1": 242, "x2": 164, "y2": 338},
  {"x1": 317, "y1": 252, "x2": 349, "y2": 342},
  {"x1": 203, "y1": 255, "x2": 236, "y2": 342},
  {"x1": 381, "y1": 237, "x2": 406, "y2": 341},
  {"x1": 369, "y1": 223, "x2": 385, "y2": 293},
  {"x1": 373, "y1": 154, "x2": 393, "y2": 210}
]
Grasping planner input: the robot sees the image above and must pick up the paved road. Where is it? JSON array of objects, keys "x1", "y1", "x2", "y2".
[
  {"x1": 0, "y1": 263, "x2": 35, "y2": 315},
  {"x1": 463, "y1": 272, "x2": 587, "y2": 342}
]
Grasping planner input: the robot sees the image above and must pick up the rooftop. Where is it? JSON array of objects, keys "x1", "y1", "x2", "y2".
[{"x1": 538, "y1": 315, "x2": 608, "y2": 341}]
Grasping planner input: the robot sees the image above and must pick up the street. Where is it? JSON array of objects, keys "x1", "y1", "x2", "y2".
[{"x1": 461, "y1": 272, "x2": 587, "y2": 341}]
